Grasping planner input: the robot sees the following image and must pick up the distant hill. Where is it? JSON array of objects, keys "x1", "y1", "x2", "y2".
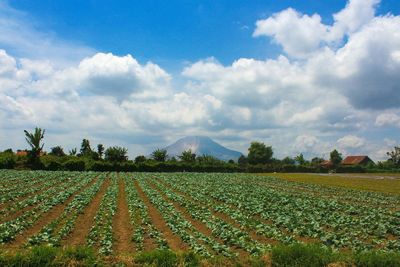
[{"x1": 164, "y1": 136, "x2": 242, "y2": 161}]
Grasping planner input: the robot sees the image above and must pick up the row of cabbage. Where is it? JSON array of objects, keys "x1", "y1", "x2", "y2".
[
  {"x1": 154, "y1": 173, "x2": 400, "y2": 252},
  {"x1": 0, "y1": 171, "x2": 98, "y2": 244}
]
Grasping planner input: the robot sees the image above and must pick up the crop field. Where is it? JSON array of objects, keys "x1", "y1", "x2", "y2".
[{"x1": 0, "y1": 170, "x2": 399, "y2": 265}]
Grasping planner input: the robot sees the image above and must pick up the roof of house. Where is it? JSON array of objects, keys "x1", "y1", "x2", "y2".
[
  {"x1": 320, "y1": 160, "x2": 333, "y2": 167},
  {"x1": 341, "y1": 156, "x2": 371, "y2": 165}
]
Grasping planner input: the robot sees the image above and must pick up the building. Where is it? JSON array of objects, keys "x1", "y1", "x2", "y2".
[
  {"x1": 341, "y1": 156, "x2": 374, "y2": 166},
  {"x1": 320, "y1": 160, "x2": 333, "y2": 168}
]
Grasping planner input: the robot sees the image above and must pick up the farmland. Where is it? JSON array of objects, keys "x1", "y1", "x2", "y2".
[{"x1": 0, "y1": 170, "x2": 399, "y2": 266}]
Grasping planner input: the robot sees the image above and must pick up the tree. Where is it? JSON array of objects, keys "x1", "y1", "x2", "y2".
[
  {"x1": 151, "y1": 149, "x2": 168, "y2": 162},
  {"x1": 97, "y1": 144, "x2": 105, "y2": 159},
  {"x1": 387, "y1": 146, "x2": 400, "y2": 167},
  {"x1": 24, "y1": 127, "x2": 45, "y2": 167},
  {"x1": 178, "y1": 149, "x2": 196, "y2": 163},
  {"x1": 295, "y1": 153, "x2": 306, "y2": 165},
  {"x1": 105, "y1": 146, "x2": 128, "y2": 162},
  {"x1": 69, "y1": 148, "x2": 77, "y2": 156},
  {"x1": 135, "y1": 155, "x2": 147, "y2": 164},
  {"x1": 311, "y1": 157, "x2": 325, "y2": 165},
  {"x1": 247, "y1": 141, "x2": 273, "y2": 165},
  {"x1": 330, "y1": 149, "x2": 342, "y2": 166},
  {"x1": 49, "y1": 146, "x2": 65, "y2": 157},
  {"x1": 79, "y1": 139, "x2": 92, "y2": 156},
  {"x1": 197, "y1": 154, "x2": 222, "y2": 165},
  {"x1": 281, "y1": 156, "x2": 295, "y2": 165},
  {"x1": 237, "y1": 155, "x2": 248, "y2": 165}
]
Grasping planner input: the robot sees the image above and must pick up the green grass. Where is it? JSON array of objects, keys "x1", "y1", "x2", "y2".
[{"x1": 263, "y1": 173, "x2": 400, "y2": 195}]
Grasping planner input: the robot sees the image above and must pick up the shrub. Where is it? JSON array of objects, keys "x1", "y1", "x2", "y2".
[
  {"x1": 354, "y1": 250, "x2": 400, "y2": 267},
  {"x1": 271, "y1": 243, "x2": 336, "y2": 267},
  {"x1": 0, "y1": 152, "x2": 16, "y2": 169},
  {"x1": 63, "y1": 159, "x2": 86, "y2": 171},
  {"x1": 135, "y1": 249, "x2": 178, "y2": 267}
]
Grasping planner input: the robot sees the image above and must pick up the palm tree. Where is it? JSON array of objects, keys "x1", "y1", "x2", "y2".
[
  {"x1": 24, "y1": 127, "x2": 45, "y2": 158},
  {"x1": 24, "y1": 127, "x2": 45, "y2": 168}
]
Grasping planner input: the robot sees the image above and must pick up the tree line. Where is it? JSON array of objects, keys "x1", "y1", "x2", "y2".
[{"x1": 0, "y1": 127, "x2": 399, "y2": 173}]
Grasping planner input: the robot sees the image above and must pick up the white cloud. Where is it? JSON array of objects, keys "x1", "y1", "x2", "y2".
[
  {"x1": 253, "y1": 0, "x2": 381, "y2": 58},
  {"x1": 253, "y1": 8, "x2": 328, "y2": 58},
  {"x1": 337, "y1": 135, "x2": 365, "y2": 148},
  {"x1": 0, "y1": 0, "x2": 399, "y2": 161},
  {"x1": 375, "y1": 112, "x2": 400, "y2": 127}
]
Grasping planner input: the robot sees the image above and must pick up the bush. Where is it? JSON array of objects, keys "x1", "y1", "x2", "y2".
[
  {"x1": 63, "y1": 159, "x2": 86, "y2": 171},
  {"x1": 0, "y1": 152, "x2": 16, "y2": 169},
  {"x1": 135, "y1": 249, "x2": 178, "y2": 267},
  {"x1": 271, "y1": 243, "x2": 336, "y2": 267},
  {"x1": 354, "y1": 251, "x2": 400, "y2": 267}
]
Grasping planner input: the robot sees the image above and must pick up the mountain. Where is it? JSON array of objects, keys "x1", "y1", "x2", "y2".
[{"x1": 164, "y1": 136, "x2": 243, "y2": 161}]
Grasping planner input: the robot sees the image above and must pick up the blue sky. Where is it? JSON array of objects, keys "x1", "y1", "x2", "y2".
[
  {"x1": 6, "y1": 0, "x2": 399, "y2": 66},
  {"x1": 1, "y1": 0, "x2": 400, "y2": 160}
]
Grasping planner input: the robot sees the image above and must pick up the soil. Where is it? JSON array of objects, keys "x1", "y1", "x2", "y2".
[
  {"x1": 134, "y1": 180, "x2": 188, "y2": 252},
  {"x1": 63, "y1": 178, "x2": 111, "y2": 247},
  {"x1": 5, "y1": 176, "x2": 99, "y2": 249},
  {"x1": 113, "y1": 177, "x2": 135, "y2": 254}
]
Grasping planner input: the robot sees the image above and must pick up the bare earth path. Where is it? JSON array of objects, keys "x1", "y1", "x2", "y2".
[
  {"x1": 63, "y1": 178, "x2": 110, "y2": 247},
  {"x1": 6, "y1": 176, "x2": 99, "y2": 249},
  {"x1": 113, "y1": 177, "x2": 135, "y2": 254},
  {"x1": 134, "y1": 180, "x2": 188, "y2": 252}
]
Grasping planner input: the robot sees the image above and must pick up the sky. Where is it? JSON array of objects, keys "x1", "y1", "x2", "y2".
[{"x1": 0, "y1": 0, "x2": 400, "y2": 161}]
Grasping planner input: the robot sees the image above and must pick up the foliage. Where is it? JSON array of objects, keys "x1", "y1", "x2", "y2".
[
  {"x1": 271, "y1": 244, "x2": 337, "y2": 267},
  {"x1": 330, "y1": 149, "x2": 342, "y2": 166},
  {"x1": 282, "y1": 156, "x2": 296, "y2": 165},
  {"x1": 49, "y1": 146, "x2": 66, "y2": 157},
  {"x1": 63, "y1": 159, "x2": 86, "y2": 171},
  {"x1": 135, "y1": 249, "x2": 178, "y2": 267},
  {"x1": 178, "y1": 149, "x2": 196, "y2": 163},
  {"x1": 387, "y1": 146, "x2": 400, "y2": 167},
  {"x1": 69, "y1": 148, "x2": 77, "y2": 156},
  {"x1": 294, "y1": 154, "x2": 306, "y2": 165},
  {"x1": 135, "y1": 155, "x2": 147, "y2": 164},
  {"x1": 104, "y1": 146, "x2": 128, "y2": 162},
  {"x1": 24, "y1": 127, "x2": 45, "y2": 168},
  {"x1": 0, "y1": 151, "x2": 16, "y2": 169},
  {"x1": 354, "y1": 250, "x2": 400, "y2": 267},
  {"x1": 247, "y1": 141, "x2": 273, "y2": 164},
  {"x1": 151, "y1": 148, "x2": 168, "y2": 162},
  {"x1": 97, "y1": 144, "x2": 105, "y2": 159},
  {"x1": 79, "y1": 139, "x2": 92, "y2": 156},
  {"x1": 238, "y1": 155, "x2": 248, "y2": 165}
]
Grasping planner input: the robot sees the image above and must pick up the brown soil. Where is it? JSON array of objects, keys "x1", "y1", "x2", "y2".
[
  {"x1": 134, "y1": 180, "x2": 188, "y2": 252},
  {"x1": 63, "y1": 178, "x2": 111, "y2": 247},
  {"x1": 5, "y1": 176, "x2": 99, "y2": 249},
  {"x1": 113, "y1": 177, "x2": 135, "y2": 254},
  {"x1": 154, "y1": 178, "x2": 280, "y2": 246},
  {"x1": 147, "y1": 180, "x2": 248, "y2": 257},
  {"x1": 0, "y1": 178, "x2": 78, "y2": 224}
]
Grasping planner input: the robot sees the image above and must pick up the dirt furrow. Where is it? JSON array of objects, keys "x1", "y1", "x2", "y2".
[
  {"x1": 63, "y1": 178, "x2": 111, "y2": 247},
  {"x1": 113, "y1": 177, "x2": 135, "y2": 254},
  {"x1": 134, "y1": 180, "x2": 188, "y2": 252},
  {"x1": 5, "y1": 176, "x2": 99, "y2": 249}
]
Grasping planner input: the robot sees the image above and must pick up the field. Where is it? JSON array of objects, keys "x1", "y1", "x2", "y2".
[{"x1": 0, "y1": 170, "x2": 399, "y2": 266}]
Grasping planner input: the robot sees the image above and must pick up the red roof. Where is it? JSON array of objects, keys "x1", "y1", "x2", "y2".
[
  {"x1": 320, "y1": 160, "x2": 333, "y2": 167},
  {"x1": 341, "y1": 156, "x2": 371, "y2": 165}
]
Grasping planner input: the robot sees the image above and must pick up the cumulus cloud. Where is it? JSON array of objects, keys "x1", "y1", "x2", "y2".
[
  {"x1": 253, "y1": 0, "x2": 380, "y2": 58},
  {"x1": 337, "y1": 135, "x2": 366, "y2": 148},
  {"x1": 1, "y1": 0, "x2": 399, "y2": 160},
  {"x1": 375, "y1": 112, "x2": 400, "y2": 127}
]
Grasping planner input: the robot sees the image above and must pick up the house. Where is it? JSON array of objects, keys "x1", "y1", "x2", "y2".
[
  {"x1": 341, "y1": 156, "x2": 374, "y2": 166},
  {"x1": 15, "y1": 150, "x2": 47, "y2": 157},
  {"x1": 320, "y1": 160, "x2": 333, "y2": 168},
  {"x1": 16, "y1": 150, "x2": 28, "y2": 156}
]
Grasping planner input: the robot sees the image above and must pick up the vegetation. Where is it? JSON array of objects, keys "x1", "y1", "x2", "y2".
[
  {"x1": 1, "y1": 127, "x2": 400, "y2": 173},
  {"x1": 0, "y1": 170, "x2": 399, "y2": 266},
  {"x1": 247, "y1": 141, "x2": 273, "y2": 164}
]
